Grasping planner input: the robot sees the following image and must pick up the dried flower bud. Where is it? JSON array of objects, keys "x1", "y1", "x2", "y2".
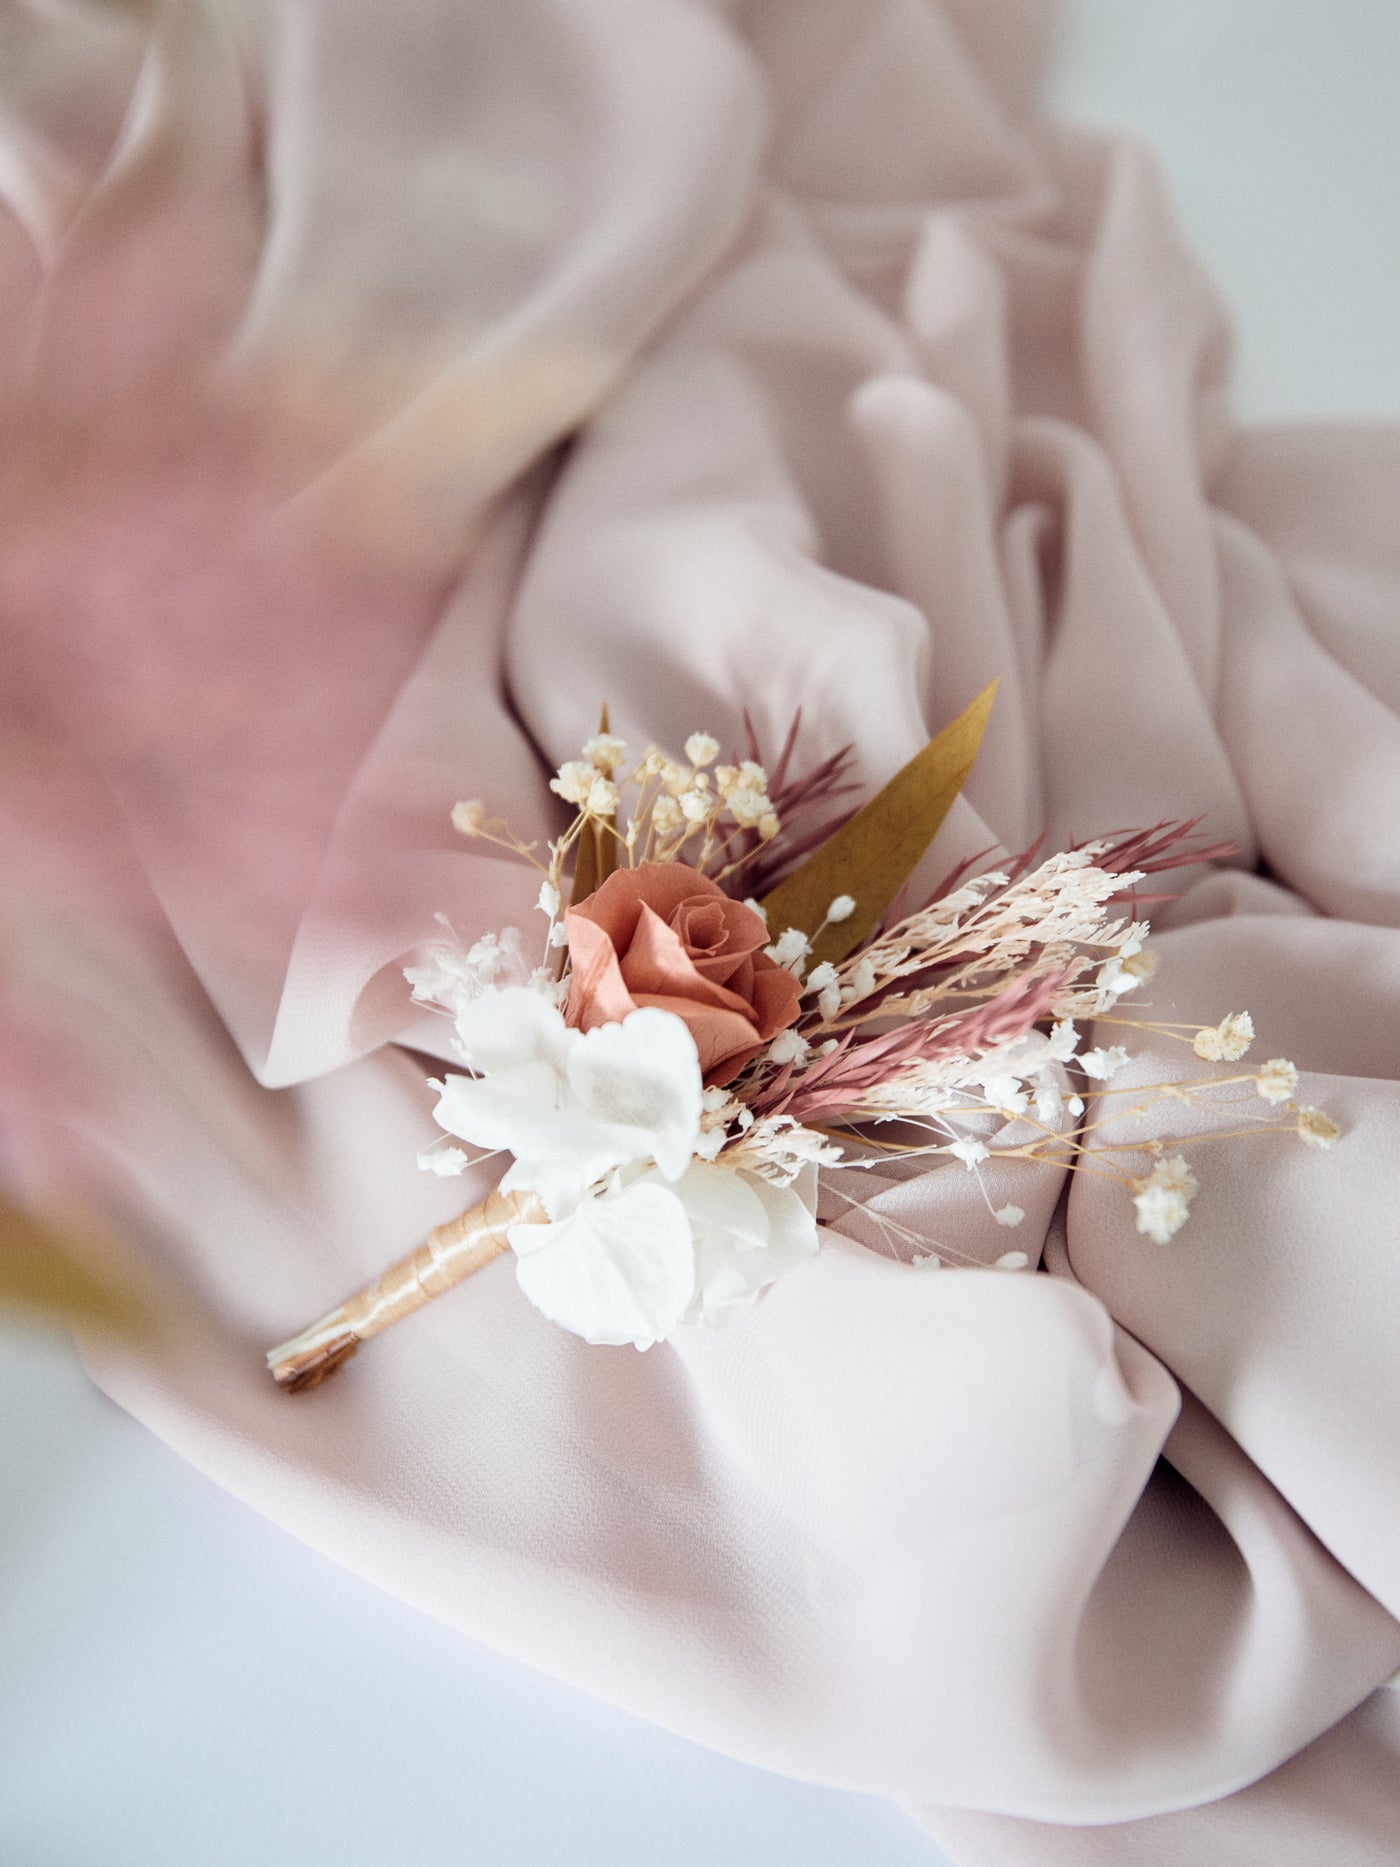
[
  {"x1": 585, "y1": 776, "x2": 619, "y2": 815},
  {"x1": 825, "y1": 894, "x2": 856, "y2": 924},
  {"x1": 1296, "y1": 1106, "x2": 1340, "y2": 1150},
  {"x1": 451, "y1": 799, "x2": 486, "y2": 835},
  {"x1": 685, "y1": 732, "x2": 721, "y2": 767}
]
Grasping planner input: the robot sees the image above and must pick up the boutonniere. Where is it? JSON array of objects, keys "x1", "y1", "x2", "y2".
[{"x1": 270, "y1": 688, "x2": 1337, "y2": 1389}]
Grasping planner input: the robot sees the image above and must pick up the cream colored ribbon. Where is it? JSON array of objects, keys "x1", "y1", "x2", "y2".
[{"x1": 267, "y1": 1186, "x2": 547, "y2": 1391}]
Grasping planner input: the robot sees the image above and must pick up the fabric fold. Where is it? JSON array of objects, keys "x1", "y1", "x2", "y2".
[{"x1": 5, "y1": 0, "x2": 1400, "y2": 1856}]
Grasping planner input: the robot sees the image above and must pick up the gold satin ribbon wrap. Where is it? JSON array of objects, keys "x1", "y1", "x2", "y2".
[{"x1": 267, "y1": 1186, "x2": 548, "y2": 1391}]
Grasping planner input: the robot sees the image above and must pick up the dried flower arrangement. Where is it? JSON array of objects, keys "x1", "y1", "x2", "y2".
[{"x1": 268, "y1": 688, "x2": 1338, "y2": 1390}]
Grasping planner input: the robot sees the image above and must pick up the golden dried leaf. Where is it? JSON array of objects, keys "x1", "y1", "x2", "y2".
[
  {"x1": 760, "y1": 682, "x2": 997, "y2": 966},
  {"x1": 0, "y1": 1201, "x2": 144, "y2": 1334}
]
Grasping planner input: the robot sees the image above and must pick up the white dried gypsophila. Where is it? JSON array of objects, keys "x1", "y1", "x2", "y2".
[
  {"x1": 404, "y1": 922, "x2": 534, "y2": 1018},
  {"x1": 1132, "y1": 1155, "x2": 1198, "y2": 1244},
  {"x1": 1079, "y1": 1044, "x2": 1129, "y2": 1081},
  {"x1": 819, "y1": 849, "x2": 1150, "y2": 1029},
  {"x1": 583, "y1": 732, "x2": 627, "y2": 772},
  {"x1": 549, "y1": 760, "x2": 595, "y2": 806},
  {"x1": 726, "y1": 785, "x2": 775, "y2": 830},
  {"x1": 1255, "y1": 1058, "x2": 1299, "y2": 1105},
  {"x1": 650, "y1": 794, "x2": 683, "y2": 835},
  {"x1": 1094, "y1": 947, "x2": 1158, "y2": 1002},
  {"x1": 766, "y1": 927, "x2": 811, "y2": 973},
  {"x1": 947, "y1": 1137, "x2": 990, "y2": 1168},
  {"x1": 685, "y1": 732, "x2": 721, "y2": 767},
  {"x1": 1193, "y1": 1012, "x2": 1255, "y2": 1063},
  {"x1": 722, "y1": 1114, "x2": 844, "y2": 1186},
  {"x1": 1296, "y1": 1106, "x2": 1340, "y2": 1150}
]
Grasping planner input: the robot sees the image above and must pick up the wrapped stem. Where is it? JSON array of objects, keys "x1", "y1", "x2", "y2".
[{"x1": 267, "y1": 1186, "x2": 547, "y2": 1392}]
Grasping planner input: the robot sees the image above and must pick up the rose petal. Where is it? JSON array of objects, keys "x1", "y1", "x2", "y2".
[
  {"x1": 622, "y1": 905, "x2": 758, "y2": 1017},
  {"x1": 746, "y1": 953, "x2": 804, "y2": 1039},
  {"x1": 564, "y1": 913, "x2": 640, "y2": 1032}
]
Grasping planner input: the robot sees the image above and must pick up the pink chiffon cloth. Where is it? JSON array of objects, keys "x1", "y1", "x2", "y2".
[{"x1": 4, "y1": 2, "x2": 1400, "y2": 1859}]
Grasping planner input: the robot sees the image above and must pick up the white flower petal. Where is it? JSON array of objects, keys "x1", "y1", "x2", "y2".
[
  {"x1": 679, "y1": 1161, "x2": 818, "y2": 1328},
  {"x1": 566, "y1": 1008, "x2": 702, "y2": 1181},
  {"x1": 454, "y1": 986, "x2": 574, "y2": 1074},
  {"x1": 434, "y1": 1064, "x2": 622, "y2": 1216},
  {"x1": 511, "y1": 1181, "x2": 695, "y2": 1348}
]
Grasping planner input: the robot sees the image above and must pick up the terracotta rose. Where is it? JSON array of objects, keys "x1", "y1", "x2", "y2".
[{"x1": 564, "y1": 863, "x2": 802, "y2": 1086}]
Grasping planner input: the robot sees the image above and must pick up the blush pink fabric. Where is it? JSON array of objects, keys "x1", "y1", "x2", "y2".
[{"x1": 4, "y1": 2, "x2": 1400, "y2": 1861}]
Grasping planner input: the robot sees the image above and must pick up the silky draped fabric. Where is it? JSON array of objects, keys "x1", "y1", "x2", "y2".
[{"x1": 3, "y1": 1, "x2": 1400, "y2": 1860}]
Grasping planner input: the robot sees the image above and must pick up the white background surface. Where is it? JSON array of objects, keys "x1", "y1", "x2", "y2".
[{"x1": 4, "y1": 6, "x2": 1399, "y2": 1863}]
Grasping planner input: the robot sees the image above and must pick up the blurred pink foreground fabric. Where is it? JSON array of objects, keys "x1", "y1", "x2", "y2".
[{"x1": 4, "y1": 2, "x2": 1400, "y2": 1860}]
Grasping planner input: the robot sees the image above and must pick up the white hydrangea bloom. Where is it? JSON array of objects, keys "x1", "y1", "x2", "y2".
[
  {"x1": 678, "y1": 1161, "x2": 818, "y2": 1329},
  {"x1": 434, "y1": 991, "x2": 702, "y2": 1215},
  {"x1": 508, "y1": 1158, "x2": 817, "y2": 1347},
  {"x1": 511, "y1": 1179, "x2": 696, "y2": 1349}
]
